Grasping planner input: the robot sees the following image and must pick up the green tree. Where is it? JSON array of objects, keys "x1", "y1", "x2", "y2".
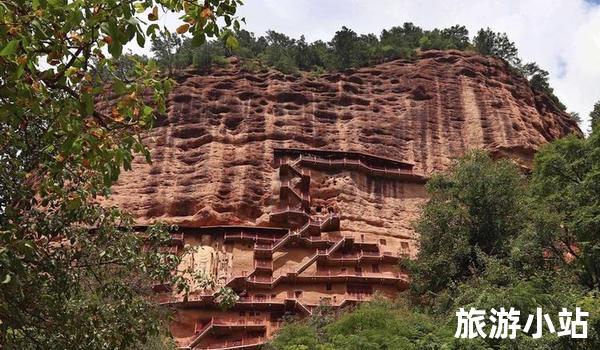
[
  {"x1": 329, "y1": 26, "x2": 359, "y2": 69},
  {"x1": 380, "y1": 22, "x2": 424, "y2": 49},
  {"x1": 268, "y1": 299, "x2": 455, "y2": 350},
  {"x1": 521, "y1": 62, "x2": 567, "y2": 111},
  {"x1": 151, "y1": 31, "x2": 183, "y2": 75},
  {"x1": 419, "y1": 26, "x2": 470, "y2": 51},
  {"x1": 590, "y1": 100, "x2": 600, "y2": 132},
  {"x1": 260, "y1": 30, "x2": 299, "y2": 74},
  {"x1": 473, "y1": 28, "x2": 521, "y2": 66},
  {"x1": 0, "y1": 0, "x2": 243, "y2": 349},
  {"x1": 532, "y1": 133, "x2": 600, "y2": 289},
  {"x1": 408, "y1": 152, "x2": 527, "y2": 295},
  {"x1": 441, "y1": 25, "x2": 470, "y2": 50}
]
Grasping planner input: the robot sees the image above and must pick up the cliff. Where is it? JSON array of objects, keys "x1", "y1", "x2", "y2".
[
  {"x1": 102, "y1": 50, "x2": 578, "y2": 235},
  {"x1": 98, "y1": 50, "x2": 580, "y2": 348}
]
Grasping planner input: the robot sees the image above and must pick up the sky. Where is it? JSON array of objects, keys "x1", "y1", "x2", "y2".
[{"x1": 138, "y1": 0, "x2": 600, "y2": 131}]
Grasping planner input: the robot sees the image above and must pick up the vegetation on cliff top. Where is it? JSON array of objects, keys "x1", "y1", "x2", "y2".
[{"x1": 148, "y1": 24, "x2": 568, "y2": 112}]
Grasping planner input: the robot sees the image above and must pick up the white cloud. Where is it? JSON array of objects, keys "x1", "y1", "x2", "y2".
[{"x1": 131, "y1": 0, "x2": 600, "y2": 131}]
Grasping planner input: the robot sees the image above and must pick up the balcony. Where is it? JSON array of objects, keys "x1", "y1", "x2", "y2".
[
  {"x1": 238, "y1": 295, "x2": 282, "y2": 305},
  {"x1": 324, "y1": 250, "x2": 399, "y2": 264},
  {"x1": 269, "y1": 206, "x2": 310, "y2": 224},
  {"x1": 190, "y1": 318, "x2": 267, "y2": 349},
  {"x1": 254, "y1": 259, "x2": 273, "y2": 271},
  {"x1": 196, "y1": 336, "x2": 265, "y2": 350},
  {"x1": 253, "y1": 243, "x2": 273, "y2": 258},
  {"x1": 298, "y1": 270, "x2": 408, "y2": 287},
  {"x1": 224, "y1": 232, "x2": 279, "y2": 243},
  {"x1": 246, "y1": 275, "x2": 275, "y2": 286}
]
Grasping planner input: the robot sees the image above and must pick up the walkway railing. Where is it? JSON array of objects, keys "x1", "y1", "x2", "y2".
[
  {"x1": 289, "y1": 154, "x2": 426, "y2": 183},
  {"x1": 190, "y1": 317, "x2": 267, "y2": 349},
  {"x1": 196, "y1": 336, "x2": 265, "y2": 350}
]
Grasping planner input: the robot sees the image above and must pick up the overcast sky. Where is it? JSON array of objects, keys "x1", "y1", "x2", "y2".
[{"x1": 139, "y1": 1, "x2": 600, "y2": 131}]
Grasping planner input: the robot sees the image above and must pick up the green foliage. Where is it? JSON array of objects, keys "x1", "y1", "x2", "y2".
[
  {"x1": 190, "y1": 40, "x2": 228, "y2": 70},
  {"x1": 380, "y1": 23, "x2": 424, "y2": 49},
  {"x1": 473, "y1": 28, "x2": 521, "y2": 66},
  {"x1": 151, "y1": 31, "x2": 183, "y2": 75},
  {"x1": 214, "y1": 286, "x2": 240, "y2": 310},
  {"x1": 532, "y1": 132, "x2": 600, "y2": 289},
  {"x1": 268, "y1": 299, "x2": 455, "y2": 350},
  {"x1": 0, "y1": 0, "x2": 242, "y2": 349},
  {"x1": 590, "y1": 100, "x2": 600, "y2": 132},
  {"x1": 419, "y1": 25, "x2": 471, "y2": 51},
  {"x1": 520, "y1": 62, "x2": 567, "y2": 111},
  {"x1": 158, "y1": 23, "x2": 476, "y2": 74},
  {"x1": 157, "y1": 23, "x2": 564, "y2": 111},
  {"x1": 241, "y1": 59, "x2": 268, "y2": 73},
  {"x1": 408, "y1": 152, "x2": 527, "y2": 295}
]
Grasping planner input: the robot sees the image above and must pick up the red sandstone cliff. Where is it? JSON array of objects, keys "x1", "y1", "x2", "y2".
[
  {"x1": 98, "y1": 50, "x2": 580, "y2": 348},
  {"x1": 101, "y1": 49, "x2": 579, "y2": 243}
]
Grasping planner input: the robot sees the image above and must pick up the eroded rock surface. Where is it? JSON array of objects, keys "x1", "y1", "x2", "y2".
[
  {"x1": 101, "y1": 50, "x2": 579, "y2": 245},
  {"x1": 99, "y1": 50, "x2": 580, "y2": 348}
]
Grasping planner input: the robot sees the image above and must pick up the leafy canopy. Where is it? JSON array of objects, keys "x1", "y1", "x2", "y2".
[
  {"x1": 0, "y1": 0, "x2": 242, "y2": 349},
  {"x1": 409, "y1": 152, "x2": 527, "y2": 295},
  {"x1": 155, "y1": 23, "x2": 568, "y2": 113},
  {"x1": 590, "y1": 100, "x2": 600, "y2": 132}
]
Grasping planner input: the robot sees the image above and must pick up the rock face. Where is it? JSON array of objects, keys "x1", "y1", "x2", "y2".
[
  {"x1": 104, "y1": 50, "x2": 577, "y2": 230},
  {"x1": 100, "y1": 50, "x2": 579, "y2": 348}
]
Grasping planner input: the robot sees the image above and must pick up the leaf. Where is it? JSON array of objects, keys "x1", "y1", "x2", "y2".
[
  {"x1": 108, "y1": 42, "x2": 123, "y2": 58},
  {"x1": 0, "y1": 40, "x2": 19, "y2": 56},
  {"x1": 146, "y1": 23, "x2": 159, "y2": 36},
  {"x1": 15, "y1": 64, "x2": 24, "y2": 79},
  {"x1": 176, "y1": 23, "x2": 190, "y2": 34},
  {"x1": 136, "y1": 31, "x2": 145, "y2": 47},
  {"x1": 200, "y1": 7, "x2": 213, "y2": 19},
  {"x1": 142, "y1": 105, "x2": 153, "y2": 117},
  {"x1": 1, "y1": 274, "x2": 11, "y2": 284},
  {"x1": 148, "y1": 5, "x2": 158, "y2": 21},
  {"x1": 134, "y1": 2, "x2": 146, "y2": 13}
]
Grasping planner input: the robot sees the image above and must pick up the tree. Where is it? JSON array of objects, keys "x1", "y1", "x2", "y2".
[
  {"x1": 151, "y1": 31, "x2": 183, "y2": 75},
  {"x1": 267, "y1": 299, "x2": 455, "y2": 350},
  {"x1": 408, "y1": 152, "x2": 527, "y2": 295},
  {"x1": 532, "y1": 133, "x2": 600, "y2": 289},
  {"x1": 521, "y1": 62, "x2": 567, "y2": 111},
  {"x1": 0, "y1": 1, "x2": 243, "y2": 349},
  {"x1": 441, "y1": 25, "x2": 470, "y2": 50},
  {"x1": 329, "y1": 26, "x2": 359, "y2": 69},
  {"x1": 260, "y1": 30, "x2": 299, "y2": 74},
  {"x1": 590, "y1": 100, "x2": 600, "y2": 132},
  {"x1": 380, "y1": 22, "x2": 424, "y2": 49},
  {"x1": 473, "y1": 28, "x2": 521, "y2": 66}
]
